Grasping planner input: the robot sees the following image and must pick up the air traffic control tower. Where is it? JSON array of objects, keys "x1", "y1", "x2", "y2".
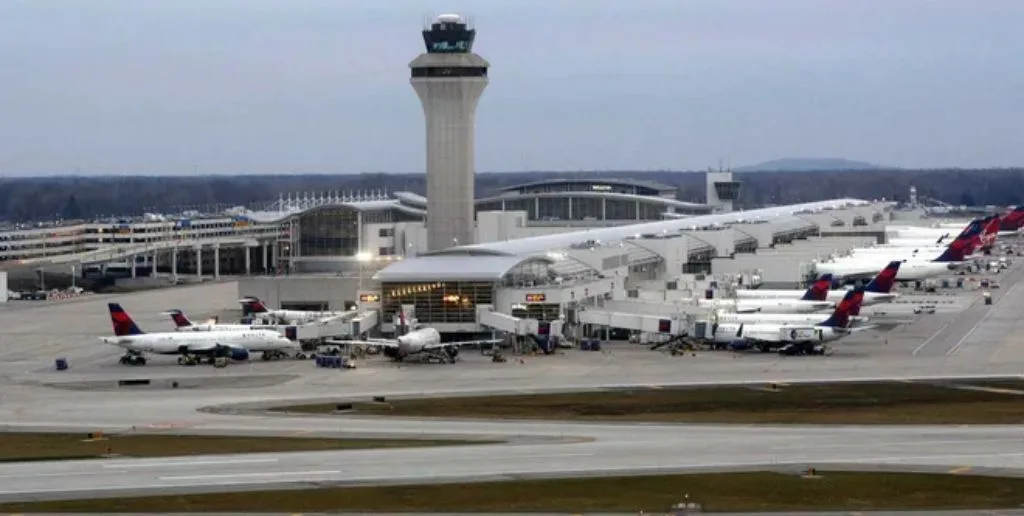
[{"x1": 410, "y1": 13, "x2": 489, "y2": 252}]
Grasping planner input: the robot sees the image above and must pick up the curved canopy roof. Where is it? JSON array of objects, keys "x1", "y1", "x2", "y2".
[
  {"x1": 494, "y1": 178, "x2": 676, "y2": 194},
  {"x1": 428, "y1": 198, "x2": 871, "y2": 257},
  {"x1": 245, "y1": 200, "x2": 425, "y2": 224},
  {"x1": 476, "y1": 190, "x2": 709, "y2": 211},
  {"x1": 373, "y1": 254, "x2": 554, "y2": 282}
]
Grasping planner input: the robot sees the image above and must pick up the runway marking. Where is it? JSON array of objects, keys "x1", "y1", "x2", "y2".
[
  {"x1": 145, "y1": 421, "x2": 193, "y2": 429},
  {"x1": 912, "y1": 322, "x2": 950, "y2": 356},
  {"x1": 161, "y1": 470, "x2": 341, "y2": 481},
  {"x1": 949, "y1": 281, "x2": 1023, "y2": 357},
  {"x1": 289, "y1": 430, "x2": 315, "y2": 436},
  {"x1": 102, "y1": 458, "x2": 279, "y2": 469},
  {"x1": 948, "y1": 466, "x2": 973, "y2": 474}
]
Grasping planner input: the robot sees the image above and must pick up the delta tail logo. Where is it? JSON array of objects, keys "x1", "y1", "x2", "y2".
[
  {"x1": 108, "y1": 303, "x2": 144, "y2": 336},
  {"x1": 981, "y1": 215, "x2": 1001, "y2": 250},
  {"x1": 819, "y1": 288, "x2": 865, "y2": 328},
  {"x1": 166, "y1": 309, "x2": 192, "y2": 328},
  {"x1": 865, "y1": 261, "x2": 901, "y2": 294},
  {"x1": 802, "y1": 274, "x2": 834, "y2": 301},
  {"x1": 934, "y1": 219, "x2": 984, "y2": 262},
  {"x1": 240, "y1": 297, "x2": 269, "y2": 314}
]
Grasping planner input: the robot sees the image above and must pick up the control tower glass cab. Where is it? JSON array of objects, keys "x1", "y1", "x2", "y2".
[
  {"x1": 411, "y1": 14, "x2": 488, "y2": 79},
  {"x1": 706, "y1": 170, "x2": 742, "y2": 213},
  {"x1": 409, "y1": 13, "x2": 490, "y2": 252},
  {"x1": 423, "y1": 13, "x2": 476, "y2": 54}
]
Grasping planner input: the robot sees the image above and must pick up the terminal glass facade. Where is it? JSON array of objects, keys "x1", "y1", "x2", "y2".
[
  {"x1": 382, "y1": 281, "x2": 494, "y2": 324},
  {"x1": 296, "y1": 206, "x2": 359, "y2": 257}
]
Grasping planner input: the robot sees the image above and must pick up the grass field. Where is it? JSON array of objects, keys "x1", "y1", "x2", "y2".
[
  {"x1": 275, "y1": 381, "x2": 1024, "y2": 424},
  {"x1": 3, "y1": 471, "x2": 1024, "y2": 513},
  {"x1": 0, "y1": 432, "x2": 483, "y2": 462}
]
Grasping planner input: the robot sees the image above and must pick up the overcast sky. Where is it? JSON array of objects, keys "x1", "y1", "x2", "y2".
[{"x1": 1, "y1": 0, "x2": 1021, "y2": 176}]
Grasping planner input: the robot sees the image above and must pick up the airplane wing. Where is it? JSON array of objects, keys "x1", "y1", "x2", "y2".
[
  {"x1": 422, "y1": 338, "x2": 504, "y2": 350},
  {"x1": 841, "y1": 325, "x2": 878, "y2": 333},
  {"x1": 733, "y1": 307, "x2": 763, "y2": 314},
  {"x1": 186, "y1": 341, "x2": 244, "y2": 352}
]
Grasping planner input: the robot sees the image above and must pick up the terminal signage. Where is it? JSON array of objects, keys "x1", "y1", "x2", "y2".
[
  {"x1": 525, "y1": 293, "x2": 546, "y2": 303},
  {"x1": 359, "y1": 293, "x2": 381, "y2": 303}
]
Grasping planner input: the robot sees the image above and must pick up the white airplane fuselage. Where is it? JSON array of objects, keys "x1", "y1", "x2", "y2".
[
  {"x1": 395, "y1": 327, "x2": 442, "y2": 356},
  {"x1": 816, "y1": 258, "x2": 956, "y2": 281},
  {"x1": 715, "y1": 312, "x2": 867, "y2": 326},
  {"x1": 700, "y1": 299, "x2": 833, "y2": 314},
  {"x1": 711, "y1": 322, "x2": 845, "y2": 344},
  {"x1": 101, "y1": 330, "x2": 293, "y2": 354},
  {"x1": 176, "y1": 323, "x2": 283, "y2": 333},
  {"x1": 734, "y1": 289, "x2": 896, "y2": 305}
]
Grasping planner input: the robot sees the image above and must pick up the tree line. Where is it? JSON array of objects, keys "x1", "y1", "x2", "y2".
[{"x1": 1, "y1": 168, "x2": 1020, "y2": 222}]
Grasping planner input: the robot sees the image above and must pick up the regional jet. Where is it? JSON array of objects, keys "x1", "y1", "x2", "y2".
[{"x1": 101, "y1": 303, "x2": 294, "y2": 366}]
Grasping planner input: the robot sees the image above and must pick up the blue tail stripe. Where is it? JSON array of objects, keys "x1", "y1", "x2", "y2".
[{"x1": 819, "y1": 288, "x2": 863, "y2": 328}]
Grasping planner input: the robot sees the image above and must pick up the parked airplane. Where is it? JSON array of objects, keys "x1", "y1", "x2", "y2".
[
  {"x1": 715, "y1": 287, "x2": 872, "y2": 329},
  {"x1": 886, "y1": 215, "x2": 993, "y2": 241},
  {"x1": 163, "y1": 309, "x2": 303, "y2": 360},
  {"x1": 711, "y1": 288, "x2": 868, "y2": 355},
  {"x1": 697, "y1": 296, "x2": 834, "y2": 314},
  {"x1": 814, "y1": 221, "x2": 982, "y2": 281},
  {"x1": 730, "y1": 274, "x2": 835, "y2": 302},
  {"x1": 101, "y1": 303, "x2": 294, "y2": 366},
  {"x1": 736, "y1": 261, "x2": 901, "y2": 306},
  {"x1": 239, "y1": 297, "x2": 344, "y2": 324},
  {"x1": 325, "y1": 315, "x2": 503, "y2": 364},
  {"x1": 866, "y1": 216, "x2": 996, "y2": 257}
]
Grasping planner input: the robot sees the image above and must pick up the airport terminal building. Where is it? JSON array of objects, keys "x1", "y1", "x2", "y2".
[{"x1": 239, "y1": 197, "x2": 892, "y2": 335}]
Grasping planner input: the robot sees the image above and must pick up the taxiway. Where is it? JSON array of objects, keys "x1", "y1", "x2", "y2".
[{"x1": 0, "y1": 271, "x2": 1021, "y2": 503}]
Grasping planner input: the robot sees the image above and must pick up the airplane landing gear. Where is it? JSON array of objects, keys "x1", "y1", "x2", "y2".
[
  {"x1": 177, "y1": 355, "x2": 200, "y2": 366},
  {"x1": 119, "y1": 352, "x2": 146, "y2": 366}
]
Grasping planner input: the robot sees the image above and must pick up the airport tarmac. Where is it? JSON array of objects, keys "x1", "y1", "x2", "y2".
[{"x1": 0, "y1": 267, "x2": 1023, "y2": 504}]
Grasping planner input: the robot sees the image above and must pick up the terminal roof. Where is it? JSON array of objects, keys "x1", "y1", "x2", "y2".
[
  {"x1": 373, "y1": 254, "x2": 553, "y2": 282},
  {"x1": 428, "y1": 198, "x2": 870, "y2": 257}
]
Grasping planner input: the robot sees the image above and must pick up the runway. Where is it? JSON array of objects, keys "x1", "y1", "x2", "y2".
[
  {"x1": 0, "y1": 274, "x2": 1022, "y2": 505},
  {"x1": 0, "y1": 423, "x2": 1022, "y2": 501}
]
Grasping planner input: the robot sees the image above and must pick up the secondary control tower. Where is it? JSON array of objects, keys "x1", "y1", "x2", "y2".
[{"x1": 410, "y1": 13, "x2": 489, "y2": 251}]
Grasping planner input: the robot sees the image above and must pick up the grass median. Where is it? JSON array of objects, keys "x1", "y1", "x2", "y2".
[
  {"x1": 0, "y1": 432, "x2": 484, "y2": 462},
  {"x1": 2, "y1": 471, "x2": 1024, "y2": 513},
  {"x1": 275, "y1": 380, "x2": 1024, "y2": 424}
]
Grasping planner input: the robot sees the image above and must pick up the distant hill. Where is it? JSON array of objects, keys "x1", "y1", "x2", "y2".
[{"x1": 735, "y1": 158, "x2": 883, "y2": 172}]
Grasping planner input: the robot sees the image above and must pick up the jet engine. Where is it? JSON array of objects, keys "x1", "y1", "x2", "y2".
[
  {"x1": 229, "y1": 348, "x2": 250, "y2": 361},
  {"x1": 383, "y1": 347, "x2": 401, "y2": 360},
  {"x1": 445, "y1": 346, "x2": 459, "y2": 359}
]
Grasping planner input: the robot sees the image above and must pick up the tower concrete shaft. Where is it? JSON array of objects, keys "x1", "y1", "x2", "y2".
[
  {"x1": 410, "y1": 14, "x2": 489, "y2": 252},
  {"x1": 412, "y1": 68, "x2": 487, "y2": 250}
]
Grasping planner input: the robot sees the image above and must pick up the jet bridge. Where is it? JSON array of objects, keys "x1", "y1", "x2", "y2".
[
  {"x1": 284, "y1": 310, "x2": 380, "y2": 343},
  {"x1": 477, "y1": 306, "x2": 565, "y2": 354},
  {"x1": 576, "y1": 309, "x2": 687, "y2": 336},
  {"x1": 478, "y1": 307, "x2": 539, "y2": 335}
]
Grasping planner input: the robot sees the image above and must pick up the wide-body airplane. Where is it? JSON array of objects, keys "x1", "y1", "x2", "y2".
[
  {"x1": 736, "y1": 261, "x2": 901, "y2": 307},
  {"x1": 814, "y1": 221, "x2": 982, "y2": 281},
  {"x1": 869, "y1": 216, "x2": 998, "y2": 256},
  {"x1": 164, "y1": 309, "x2": 303, "y2": 361},
  {"x1": 101, "y1": 303, "x2": 294, "y2": 366},
  {"x1": 239, "y1": 297, "x2": 344, "y2": 324},
  {"x1": 710, "y1": 288, "x2": 868, "y2": 354},
  {"x1": 326, "y1": 315, "x2": 503, "y2": 364}
]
